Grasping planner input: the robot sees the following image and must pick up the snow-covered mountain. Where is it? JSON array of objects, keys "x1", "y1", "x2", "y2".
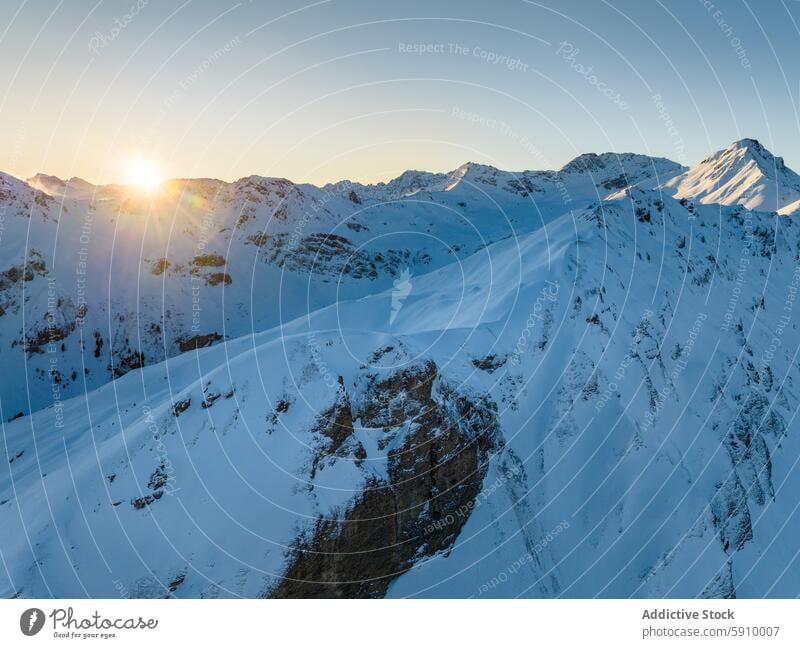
[
  {"x1": 663, "y1": 138, "x2": 800, "y2": 214},
  {"x1": 0, "y1": 152, "x2": 680, "y2": 418},
  {"x1": 2, "y1": 140, "x2": 800, "y2": 598},
  {"x1": 329, "y1": 153, "x2": 683, "y2": 206}
]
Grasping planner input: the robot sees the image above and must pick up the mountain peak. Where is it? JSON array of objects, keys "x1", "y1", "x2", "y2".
[
  {"x1": 716, "y1": 137, "x2": 785, "y2": 171},
  {"x1": 560, "y1": 152, "x2": 609, "y2": 173},
  {"x1": 444, "y1": 161, "x2": 500, "y2": 187},
  {"x1": 664, "y1": 138, "x2": 800, "y2": 213},
  {"x1": 731, "y1": 136, "x2": 763, "y2": 149},
  {"x1": 27, "y1": 173, "x2": 97, "y2": 197},
  {"x1": 452, "y1": 161, "x2": 499, "y2": 174}
]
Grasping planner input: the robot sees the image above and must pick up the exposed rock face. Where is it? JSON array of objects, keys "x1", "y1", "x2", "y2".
[
  {"x1": 177, "y1": 332, "x2": 223, "y2": 352},
  {"x1": 248, "y1": 230, "x2": 432, "y2": 281},
  {"x1": 273, "y1": 361, "x2": 500, "y2": 597},
  {"x1": 706, "y1": 390, "x2": 786, "y2": 564}
]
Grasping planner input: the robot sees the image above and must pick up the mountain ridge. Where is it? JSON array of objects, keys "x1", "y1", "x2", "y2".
[
  {"x1": 19, "y1": 137, "x2": 799, "y2": 216},
  {"x1": 23, "y1": 150, "x2": 683, "y2": 200},
  {"x1": 0, "y1": 138, "x2": 793, "y2": 419}
]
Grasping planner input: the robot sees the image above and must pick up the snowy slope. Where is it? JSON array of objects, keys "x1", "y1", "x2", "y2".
[
  {"x1": 3, "y1": 168, "x2": 800, "y2": 598},
  {"x1": 663, "y1": 138, "x2": 800, "y2": 213}
]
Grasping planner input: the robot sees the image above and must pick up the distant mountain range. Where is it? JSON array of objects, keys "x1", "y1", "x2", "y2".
[{"x1": 2, "y1": 138, "x2": 800, "y2": 598}]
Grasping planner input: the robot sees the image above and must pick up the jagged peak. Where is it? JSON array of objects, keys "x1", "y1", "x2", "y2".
[
  {"x1": 441, "y1": 162, "x2": 508, "y2": 192},
  {"x1": 664, "y1": 137, "x2": 800, "y2": 212},
  {"x1": 393, "y1": 168, "x2": 443, "y2": 181},
  {"x1": 701, "y1": 138, "x2": 786, "y2": 173},
  {"x1": 26, "y1": 173, "x2": 98, "y2": 198},
  {"x1": 233, "y1": 174, "x2": 293, "y2": 187},
  {"x1": 560, "y1": 152, "x2": 610, "y2": 173},
  {"x1": 64, "y1": 176, "x2": 96, "y2": 188},
  {"x1": 450, "y1": 161, "x2": 501, "y2": 175},
  {"x1": 560, "y1": 151, "x2": 683, "y2": 175},
  {"x1": 28, "y1": 172, "x2": 66, "y2": 185},
  {"x1": 382, "y1": 169, "x2": 447, "y2": 195},
  {"x1": 732, "y1": 137, "x2": 764, "y2": 149}
]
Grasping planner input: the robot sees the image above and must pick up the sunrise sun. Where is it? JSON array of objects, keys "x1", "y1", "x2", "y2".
[{"x1": 124, "y1": 156, "x2": 163, "y2": 191}]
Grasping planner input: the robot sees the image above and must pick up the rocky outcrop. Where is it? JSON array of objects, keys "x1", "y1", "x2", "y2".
[
  {"x1": 247, "y1": 230, "x2": 431, "y2": 280},
  {"x1": 177, "y1": 332, "x2": 223, "y2": 352},
  {"x1": 272, "y1": 361, "x2": 500, "y2": 597}
]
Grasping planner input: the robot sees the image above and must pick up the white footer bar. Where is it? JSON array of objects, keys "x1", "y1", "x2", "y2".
[{"x1": 1, "y1": 599, "x2": 797, "y2": 647}]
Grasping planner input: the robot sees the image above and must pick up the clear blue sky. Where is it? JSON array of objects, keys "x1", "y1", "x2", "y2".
[{"x1": 1, "y1": 0, "x2": 798, "y2": 185}]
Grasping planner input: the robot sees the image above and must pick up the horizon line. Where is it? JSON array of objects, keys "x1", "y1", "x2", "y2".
[{"x1": 4, "y1": 135, "x2": 776, "y2": 190}]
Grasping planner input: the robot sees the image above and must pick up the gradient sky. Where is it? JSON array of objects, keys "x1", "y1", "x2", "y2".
[{"x1": 1, "y1": 0, "x2": 799, "y2": 185}]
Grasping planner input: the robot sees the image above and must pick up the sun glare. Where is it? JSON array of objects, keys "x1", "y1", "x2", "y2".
[{"x1": 125, "y1": 156, "x2": 163, "y2": 191}]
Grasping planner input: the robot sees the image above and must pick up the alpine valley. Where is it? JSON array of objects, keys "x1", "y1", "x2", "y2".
[{"x1": 2, "y1": 138, "x2": 800, "y2": 598}]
